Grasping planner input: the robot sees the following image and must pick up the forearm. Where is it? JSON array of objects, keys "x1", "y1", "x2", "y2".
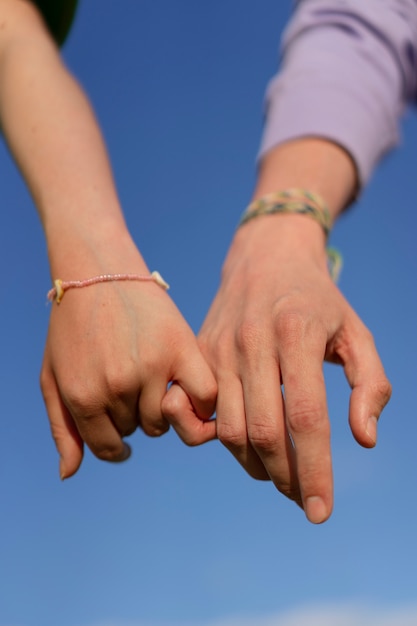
[
  {"x1": 253, "y1": 138, "x2": 357, "y2": 221},
  {"x1": 232, "y1": 137, "x2": 358, "y2": 284},
  {"x1": 0, "y1": 1, "x2": 141, "y2": 276},
  {"x1": 261, "y1": 0, "x2": 417, "y2": 190},
  {"x1": 0, "y1": 2, "x2": 218, "y2": 479}
]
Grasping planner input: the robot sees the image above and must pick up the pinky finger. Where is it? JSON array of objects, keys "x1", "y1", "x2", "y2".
[
  {"x1": 162, "y1": 383, "x2": 217, "y2": 446},
  {"x1": 40, "y1": 368, "x2": 84, "y2": 479},
  {"x1": 349, "y1": 374, "x2": 392, "y2": 448},
  {"x1": 338, "y1": 323, "x2": 392, "y2": 448}
]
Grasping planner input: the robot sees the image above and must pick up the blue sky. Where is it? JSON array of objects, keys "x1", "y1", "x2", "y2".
[{"x1": 1, "y1": 1, "x2": 417, "y2": 625}]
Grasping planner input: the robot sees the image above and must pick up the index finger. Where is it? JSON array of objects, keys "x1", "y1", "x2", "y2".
[
  {"x1": 161, "y1": 382, "x2": 217, "y2": 446},
  {"x1": 175, "y1": 346, "x2": 218, "y2": 421}
]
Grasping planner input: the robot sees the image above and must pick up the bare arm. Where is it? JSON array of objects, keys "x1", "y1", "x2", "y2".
[
  {"x1": 164, "y1": 138, "x2": 391, "y2": 523},
  {"x1": 164, "y1": 0, "x2": 407, "y2": 522},
  {"x1": 0, "y1": 0, "x2": 217, "y2": 477}
]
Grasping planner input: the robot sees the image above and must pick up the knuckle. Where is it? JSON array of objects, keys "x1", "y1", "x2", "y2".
[
  {"x1": 274, "y1": 309, "x2": 309, "y2": 347},
  {"x1": 217, "y1": 422, "x2": 246, "y2": 450},
  {"x1": 287, "y1": 401, "x2": 326, "y2": 435},
  {"x1": 247, "y1": 421, "x2": 278, "y2": 453},
  {"x1": 94, "y1": 443, "x2": 125, "y2": 462},
  {"x1": 199, "y1": 379, "x2": 218, "y2": 405},
  {"x1": 235, "y1": 319, "x2": 266, "y2": 355},
  {"x1": 372, "y1": 377, "x2": 393, "y2": 408},
  {"x1": 102, "y1": 364, "x2": 136, "y2": 400},
  {"x1": 346, "y1": 322, "x2": 376, "y2": 356},
  {"x1": 353, "y1": 324, "x2": 379, "y2": 357},
  {"x1": 160, "y1": 394, "x2": 179, "y2": 421},
  {"x1": 62, "y1": 385, "x2": 100, "y2": 417},
  {"x1": 212, "y1": 334, "x2": 235, "y2": 368},
  {"x1": 49, "y1": 421, "x2": 68, "y2": 449},
  {"x1": 140, "y1": 418, "x2": 170, "y2": 438}
]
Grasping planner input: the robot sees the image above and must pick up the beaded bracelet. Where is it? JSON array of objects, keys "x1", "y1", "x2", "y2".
[
  {"x1": 47, "y1": 271, "x2": 169, "y2": 304},
  {"x1": 238, "y1": 189, "x2": 342, "y2": 282}
]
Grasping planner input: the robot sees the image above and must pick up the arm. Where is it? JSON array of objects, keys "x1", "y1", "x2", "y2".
[
  {"x1": 163, "y1": 0, "x2": 417, "y2": 523},
  {"x1": 261, "y1": 0, "x2": 417, "y2": 188},
  {"x1": 198, "y1": 139, "x2": 391, "y2": 524},
  {"x1": 0, "y1": 0, "x2": 217, "y2": 477},
  {"x1": 165, "y1": 138, "x2": 390, "y2": 523}
]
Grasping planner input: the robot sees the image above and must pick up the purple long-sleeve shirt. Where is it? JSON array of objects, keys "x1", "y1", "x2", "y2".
[{"x1": 260, "y1": 0, "x2": 417, "y2": 186}]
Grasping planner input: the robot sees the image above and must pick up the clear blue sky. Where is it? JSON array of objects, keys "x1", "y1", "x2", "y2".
[{"x1": 1, "y1": 1, "x2": 417, "y2": 625}]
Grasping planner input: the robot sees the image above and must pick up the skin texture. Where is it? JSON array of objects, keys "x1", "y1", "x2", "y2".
[
  {"x1": 163, "y1": 139, "x2": 392, "y2": 524},
  {"x1": 0, "y1": 0, "x2": 217, "y2": 477},
  {"x1": 0, "y1": 2, "x2": 392, "y2": 521}
]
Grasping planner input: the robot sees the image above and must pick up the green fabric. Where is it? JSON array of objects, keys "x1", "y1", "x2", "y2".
[{"x1": 32, "y1": 0, "x2": 78, "y2": 45}]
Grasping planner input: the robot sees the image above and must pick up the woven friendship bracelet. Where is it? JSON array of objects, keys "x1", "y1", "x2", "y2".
[
  {"x1": 238, "y1": 189, "x2": 342, "y2": 282},
  {"x1": 326, "y1": 247, "x2": 343, "y2": 283},
  {"x1": 47, "y1": 271, "x2": 169, "y2": 304},
  {"x1": 239, "y1": 189, "x2": 332, "y2": 238}
]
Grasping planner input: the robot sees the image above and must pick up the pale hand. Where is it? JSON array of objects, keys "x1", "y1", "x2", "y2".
[
  {"x1": 163, "y1": 214, "x2": 391, "y2": 523},
  {"x1": 41, "y1": 274, "x2": 217, "y2": 479}
]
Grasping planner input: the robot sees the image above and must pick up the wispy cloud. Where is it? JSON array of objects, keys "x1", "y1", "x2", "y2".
[{"x1": 84, "y1": 603, "x2": 417, "y2": 626}]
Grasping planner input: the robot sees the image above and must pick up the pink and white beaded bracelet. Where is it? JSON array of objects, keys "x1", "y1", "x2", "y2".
[{"x1": 47, "y1": 271, "x2": 169, "y2": 304}]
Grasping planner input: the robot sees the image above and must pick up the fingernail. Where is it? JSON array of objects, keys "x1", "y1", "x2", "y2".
[
  {"x1": 108, "y1": 442, "x2": 132, "y2": 463},
  {"x1": 59, "y1": 458, "x2": 68, "y2": 481},
  {"x1": 366, "y1": 416, "x2": 378, "y2": 446},
  {"x1": 120, "y1": 442, "x2": 132, "y2": 462},
  {"x1": 305, "y1": 496, "x2": 328, "y2": 524}
]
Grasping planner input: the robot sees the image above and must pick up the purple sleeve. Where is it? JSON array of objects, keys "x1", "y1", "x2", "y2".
[{"x1": 259, "y1": 0, "x2": 417, "y2": 186}]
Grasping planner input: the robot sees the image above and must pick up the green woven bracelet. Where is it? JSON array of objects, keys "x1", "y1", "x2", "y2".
[
  {"x1": 239, "y1": 189, "x2": 332, "y2": 237},
  {"x1": 238, "y1": 189, "x2": 342, "y2": 282}
]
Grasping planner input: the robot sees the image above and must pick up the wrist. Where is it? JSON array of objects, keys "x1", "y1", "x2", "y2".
[
  {"x1": 254, "y1": 138, "x2": 358, "y2": 220},
  {"x1": 45, "y1": 218, "x2": 148, "y2": 278},
  {"x1": 225, "y1": 213, "x2": 330, "y2": 278}
]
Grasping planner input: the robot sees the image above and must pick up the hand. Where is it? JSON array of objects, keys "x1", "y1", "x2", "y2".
[
  {"x1": 0, "y1": 1, "x2": 217, "y2": 481},
  {"x1": 41, "y1": 260, "x2": 217, "y2": 479},
  {"x1": 163, "y1": 214, "x2": 391, "y2": 523}
]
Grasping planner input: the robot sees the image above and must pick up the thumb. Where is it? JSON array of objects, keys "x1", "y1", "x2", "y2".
[{"x1": 40, "y1": 368, "x2": 84, "y2": 479}]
